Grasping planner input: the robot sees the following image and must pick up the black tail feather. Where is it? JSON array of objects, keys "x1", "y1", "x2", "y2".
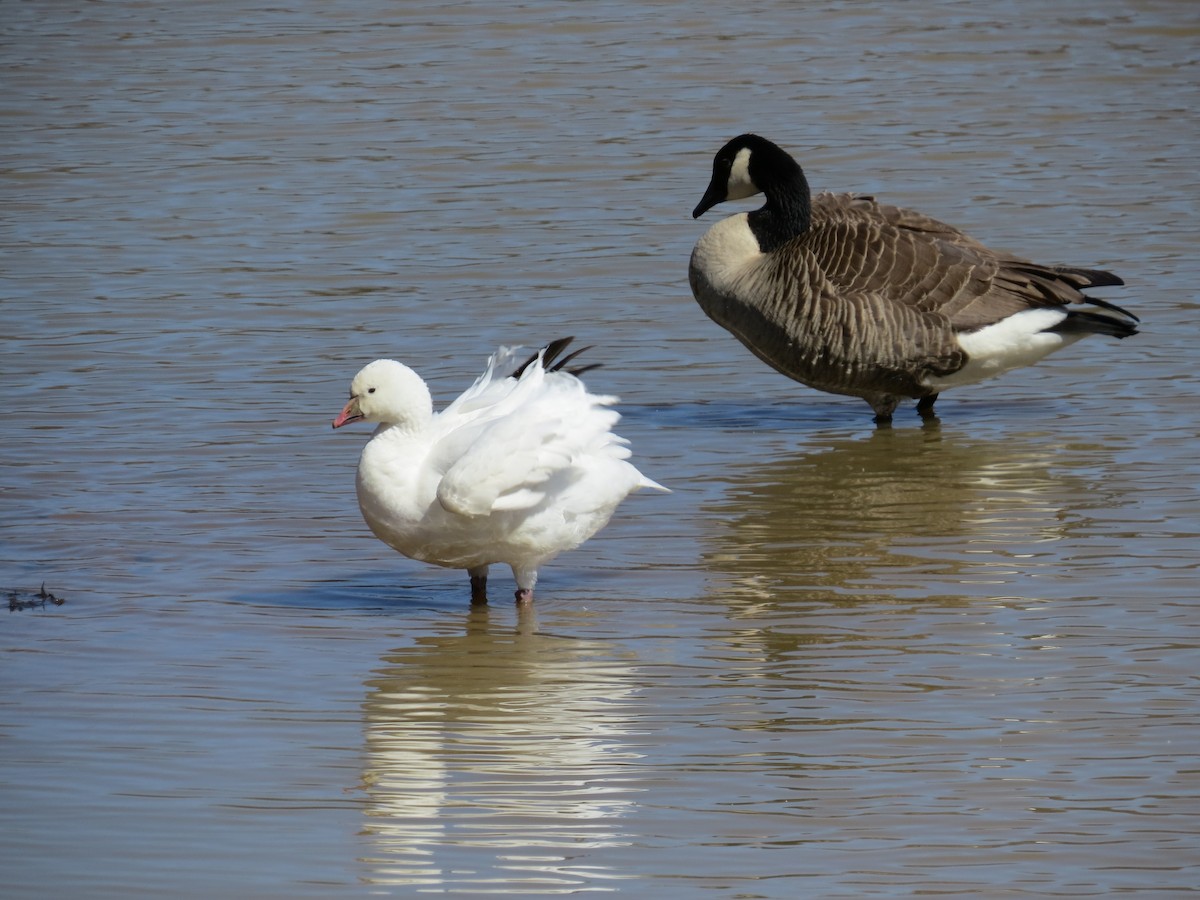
[
  {"x1": 1083, "y1": 294, "x2": 1140, "y2": 323},
  {"x1": 1051, "y1": 307, "x2": 1139, "y2": 340}
]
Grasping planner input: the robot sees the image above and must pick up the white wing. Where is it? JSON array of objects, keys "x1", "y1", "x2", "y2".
[{"x1": 435, "y1": 368, "x2": 623, "y2": 517}]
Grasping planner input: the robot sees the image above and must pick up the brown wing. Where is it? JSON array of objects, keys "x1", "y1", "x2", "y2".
[{"x1": 803, "y1": 193, "x2": 1122, "y2": 332}]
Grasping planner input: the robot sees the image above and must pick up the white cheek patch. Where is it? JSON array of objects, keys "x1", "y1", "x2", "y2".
[
  {"x1": 924, "y1": 308, "x2": 1079, "y2": 390},
  {"x1": 725, "y1": 147, "x2": 758, "y2": 201}
]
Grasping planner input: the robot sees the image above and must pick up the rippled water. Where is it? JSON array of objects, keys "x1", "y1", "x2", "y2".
[{"x1": 3, "y1": 1, "x2": 1198, "y2": 897}]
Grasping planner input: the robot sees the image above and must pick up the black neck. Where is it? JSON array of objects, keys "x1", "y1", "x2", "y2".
[
  {"x1": 739, "y1": 141, "x2": 816, "y2": 254},
  {"x1": 746, "y1": 150, "x2": 812, "y2": 253}
]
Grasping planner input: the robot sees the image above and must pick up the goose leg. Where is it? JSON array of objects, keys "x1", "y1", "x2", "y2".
[
  {"x1": 870, "y1": 394, "x2": 899, "y2": 424},
  {"x1": 468, "y1": 566, "x2": 489, "y2": 605},
  {"x1": 917, "y1": 394, "x2": 939, "y2": 419},
  {"x1": 512, "y1": 566, "x2": 538, "y2": 605}
]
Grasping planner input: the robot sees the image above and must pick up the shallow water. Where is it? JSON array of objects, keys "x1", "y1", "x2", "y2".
[{"x1": 3, "y1": 1, "x2": 1198, "y2": 896}]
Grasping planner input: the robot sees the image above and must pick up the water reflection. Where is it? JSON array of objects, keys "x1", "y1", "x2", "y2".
[
  {"x1": 359, "y1": 607, "x2": 642, "y2": 893},
  {"x1": 703, "y1": 423, "x2": 1108, "y2": 607}
]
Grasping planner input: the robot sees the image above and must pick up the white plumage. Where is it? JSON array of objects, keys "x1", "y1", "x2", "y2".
[{"x1": 332, "y1": 338, "x2": 666, "y2": 604}]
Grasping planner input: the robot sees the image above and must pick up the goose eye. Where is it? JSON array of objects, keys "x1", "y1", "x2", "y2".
[{"x1": 367, "y1": 387, "x2": 376, "y2": 394}]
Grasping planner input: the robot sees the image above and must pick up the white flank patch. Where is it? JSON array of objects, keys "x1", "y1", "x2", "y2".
[{"x1": 924, "y1": 307, "x2": 1081, "y2": 390}]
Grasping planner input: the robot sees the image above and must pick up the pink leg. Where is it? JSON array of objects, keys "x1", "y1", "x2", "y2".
[{"x1": 512, "y1": 565, "x2": 538, "y2": 605}]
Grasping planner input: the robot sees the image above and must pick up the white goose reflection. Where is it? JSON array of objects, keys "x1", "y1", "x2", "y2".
[{"x1": 359, "y1": 607, "x2": 642, "y2": 893}]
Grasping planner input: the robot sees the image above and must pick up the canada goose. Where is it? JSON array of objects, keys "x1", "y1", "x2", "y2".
[
  {"x1": 689, "y1": 134, "x2": 1139, "y2": 421},
  {"x1": 332, "y1": 338, "x2": 667, "y2": 605}
]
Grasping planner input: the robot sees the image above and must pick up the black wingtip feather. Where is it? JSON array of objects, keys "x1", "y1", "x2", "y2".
[
  {"x1": 1052, "y1": 265, "x2": 1125, "y2": 289},
  {"x1": 550, "y1": 344, "x2": 601, "y2": 375},
  {"x1": 510, "y1": 336, "x2": 603, "y2": 379}
]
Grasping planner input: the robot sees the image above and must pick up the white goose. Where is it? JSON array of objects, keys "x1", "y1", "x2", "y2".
[
  {"x1": 689, "y1": 133, "x2": 1139, "y2": 421},
  {"x1": 332, "y1": 338, "x2": 667, "y2": 604}
]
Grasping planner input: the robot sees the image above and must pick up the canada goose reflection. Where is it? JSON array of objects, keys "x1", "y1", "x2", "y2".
[
  {"x1": 359, "y1": 606, "x2": 641, "y2": 892},
  {"x1": 704, "y1": 424, "x2": 1105, "y2": 606}
]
